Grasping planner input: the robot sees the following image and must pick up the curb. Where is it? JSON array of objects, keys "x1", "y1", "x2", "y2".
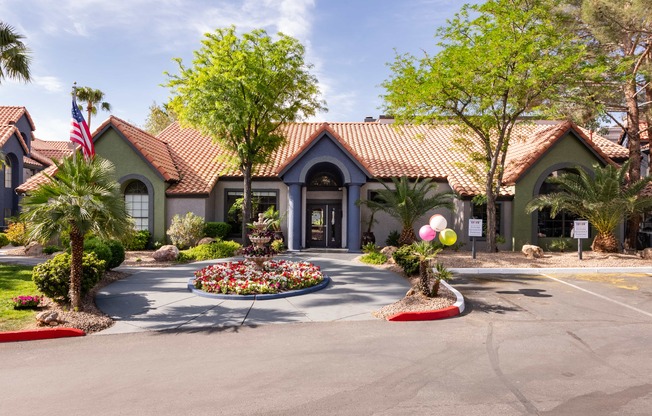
[
  {"x1": 187, "y1": 276, "x2": 331, "y2": 300},
  {"x1": 388, "y1": 280, "x2": 465, "y2": 321},
  {"x1": 0, "y1": 327, "x2": 86, "y2": 343},
  {"x1": 449, "y1": 267, "x2": 652, "y2": 275}
]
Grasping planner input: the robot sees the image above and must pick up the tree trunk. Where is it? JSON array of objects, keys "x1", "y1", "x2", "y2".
[
  {"x1": 486, "y1": 185, "x2": 497, "y2": 253},
  {"x1": 86, "y1": 102, "x2": 93, "y2": 130},
  {"x1": 591, "y1": 232, "x2": 619, "y2": 253},
  {"x1": 242, "y1": 164, "x2": 253, "y2": 246},
  {"x1": 624, "y1": 78, "x2": 642, "y2": 250},
  {"x1": 419, "y1": 259, "x2": 429, "y2": 296},
  {"x1": 399, "y1": 226, "x2": 417, "y2": 246},
  {"x1": 69, "y1": 226, "x2": 84, "y2": 311}
]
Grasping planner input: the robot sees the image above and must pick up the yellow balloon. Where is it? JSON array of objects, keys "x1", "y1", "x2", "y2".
[{"x1": 439, "y1": 228, "x2": 457, "y2": 246}]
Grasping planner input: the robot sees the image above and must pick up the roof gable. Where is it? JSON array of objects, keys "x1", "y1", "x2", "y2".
[{"x1": 0, "y1": 106, "x2": 36, "y2": 131}]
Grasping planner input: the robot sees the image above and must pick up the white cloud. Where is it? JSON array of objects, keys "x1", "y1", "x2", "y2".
[{"x1": 32, "y1": 76, "x2": 64, "y2": 93}]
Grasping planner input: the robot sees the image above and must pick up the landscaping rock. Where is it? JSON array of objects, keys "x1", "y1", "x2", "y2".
[
  {"x1": 153, "y1": 245, "x2": 179, "y2": 262},
  {"x1": 381, "y1": 246, "x2": 398, "y2": 264},
  {"x1": 641, "y1": 248, "x2": 652, "y2": 260},
  {"x1": 36, "y1": 311, "x2": 60, "y2": 326},
  {"x1": 197, "y1": 237, "x2": 216, "y2": 246},
  {"x1": 522, "y1": 244, "x2": 544, "y2": 259},
  {"x1": 25, "y1": 241, "x2": 43, "y2": 256}
]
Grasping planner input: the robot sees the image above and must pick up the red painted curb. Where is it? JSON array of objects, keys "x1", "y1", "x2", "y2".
[
  {"x1": 0, "y1": 328, "x2": 85, "y2": 343},
  {"x1": 387, "y1": 305, "x2": 461, "y2": 322}
]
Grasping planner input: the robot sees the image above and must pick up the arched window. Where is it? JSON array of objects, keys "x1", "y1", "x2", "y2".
[
  {"x1": 537, "y1": 169, "x2": 579, "y2": 238},
  {"x1": 124, "y1": 181, "x2": 149, "y2": 230},
  {"x1": 4, "y1": 159, "x2": 12, "y2": 189}
]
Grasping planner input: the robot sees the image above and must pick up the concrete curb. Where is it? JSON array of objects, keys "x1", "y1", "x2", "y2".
[
  {"x1": 450, "y1": 267, "x2": 652, "y2": 275},
  {"x1": 388, "y1": 280, "x2": 465, "y2": 321},
  {"x1": 0, "y1": 327, "x2": 85, "y2": 343},
  {"x1": 187, "y1": 276, "x2": 331, "y2": 300}
]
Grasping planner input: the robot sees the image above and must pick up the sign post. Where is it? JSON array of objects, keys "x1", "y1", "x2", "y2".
[
  {"x1": 573, "y1": 220, "x2": 589, "y2": 260},
  {"x1": 469, "y1": 219, "x2": 483, "y2": 259}
]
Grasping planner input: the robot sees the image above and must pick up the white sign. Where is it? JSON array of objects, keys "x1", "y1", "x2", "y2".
[
  {"x1": 469, "y1": 219, "x2": 483, "y2": 237},
  {"x1": 573, "y1": 220, "x2": 589, "y2": 239}
]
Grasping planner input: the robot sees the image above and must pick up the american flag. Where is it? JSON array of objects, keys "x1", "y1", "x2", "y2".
[{"x1": 70, "y1": 98, "x2": 95, "y2": 158}]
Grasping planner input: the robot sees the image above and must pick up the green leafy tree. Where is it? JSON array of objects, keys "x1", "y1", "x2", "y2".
[
  {"x1": 19, "y1": 156, "x2": 131, "y2": 310},
  {"x1": 358, "y1": 176, "x2": 454, "y2": 246},
  {"x1": 75, "y1": 86, "x2": 112, "y2": 130},
  {"x1": 382, "y1": 0, "x2": 586, "y2": 252},
  {"x1": 0, "y1": 21, "x2": 31, "y2": 84},
  {"x1": 166, "y1": 26, "x2": 325, "y2": 239},
  {"x1": 526, "y1": 161, "x2": 652, "y2": 253},
  {"x1": 559, "y1": 0, "x2": 652, "y2": 249},
  {"x1": 143, "y1": 101, "x2": 176, "y2": 135}
]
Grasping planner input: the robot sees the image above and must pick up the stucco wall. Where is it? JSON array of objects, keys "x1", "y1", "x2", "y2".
[
  {"x1": 512, "y1": 132, "x2": 612, "y2": 250},
  {"x1": 95, "y1": 128, "x2": 168, "y2": 242}
]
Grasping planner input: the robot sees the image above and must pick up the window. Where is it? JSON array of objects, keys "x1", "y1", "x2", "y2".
[
  {"x1": 226, "y1": 190, "x2": 278, "y2": 237},
  {"x1": 4, "y1": 159, "x2": 11, "y2": 189},
  {"x1": 471, "y1": 203, "x2": 502, "y2": 238},
  {"x1": 309, "y1": 173, "x2": 339, "y2": 189},
  {"x1": 537, "y1": 169, "x2": 580, "y2": 238},
  {"x1": 124, "y1": 181, "x2": 149, "y2": 230}
]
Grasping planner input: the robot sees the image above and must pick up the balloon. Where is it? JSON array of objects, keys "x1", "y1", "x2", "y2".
[
  {"x1": 419, "y1": 225, "x2": 436, "y2": 241},
  {"x1": 439, "y1": 228, "x2": 457, "y2": 246},
  {"x1": 429, "y1": 214, "x2": 447, "y2": 232}
]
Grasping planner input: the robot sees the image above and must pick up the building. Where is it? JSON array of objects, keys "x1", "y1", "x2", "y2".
[{"x1": 16, "y1": 113, "x2": 629, "y2": 252}]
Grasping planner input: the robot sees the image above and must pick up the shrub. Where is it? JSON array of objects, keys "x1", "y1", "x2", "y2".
[
  {"x1": 386, "y1": 230, "x2": 400, "y2": 247},
  {"x1": 32, "y1": 252, "x2": 105, "y2": 303},
  {"x1": 83, "y1": 238, "x2": 112, "y2": 270},
  {"x1": 203, "y1": 222, "x2": 232, "y2": 239},
  {"x1": 362, "y1": 242, "x2": 380, "y2": 254},
  {"x1": 5, "y1": 222, "x2": 28, "y2": 246},
  {"x1": 104, "y1": 239, "x2": 125, "y2": 269},
  {"x1": 271, "y1": 239, "x2": 286, "y2": 253},
  {"x1": 360, "y1": 252, "x2": 387, "y2": 265},
  {"x1": 0, "y1": 233, "x2": 9, "y2": 247},
  {"x1": 126, "y1": 230, "x2": 150, "y2": 251},
  {"x1": 179, "y1": 240, "x2": 242, "y2": 261},
  {"x1": 43, "y1": 245, "x2": 62, "y2": 255},
  {"x1": 167, "y1": 212, "x2": 205, "y2": 249},
  {"x1": 393, "y1": 244, "x2": 420, "y2": 276},
  {"x1": 548, "y1": 238, "x2": 572, "y2": 252}
]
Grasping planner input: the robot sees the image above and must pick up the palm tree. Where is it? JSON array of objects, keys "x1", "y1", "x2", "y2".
[
  {"x1": 75, "y1": 86, "x2": 111, "y2": 129},
  {"x1": 359, "y1": 176, "x2": 455, "y2": 246},
  {"x1": 526, "y1": 162, "x2": 652, "y2": 253},
  {"x1": 0, "y1": 22, "x2": 31, "y2": 84},
  {"x1": 20, "y1": 156, "x2": 131, "y2": 310}
]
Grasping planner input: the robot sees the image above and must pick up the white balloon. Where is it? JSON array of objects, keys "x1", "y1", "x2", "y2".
[{"x1": 429, "y1": 214, "x2": 447, "y2": 232}]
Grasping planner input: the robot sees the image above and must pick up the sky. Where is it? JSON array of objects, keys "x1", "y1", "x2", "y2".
[{"x1": 0, "y1": 0, "x2": 478, "y2": 141}]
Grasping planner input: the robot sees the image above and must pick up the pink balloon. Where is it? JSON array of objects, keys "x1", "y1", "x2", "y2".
[{"x1": 419, "y1": 225, "x2": 436, "y2": 241}]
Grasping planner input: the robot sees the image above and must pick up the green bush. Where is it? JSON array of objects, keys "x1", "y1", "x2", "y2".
[
  {"x1": 393, "y1": 245, "x2": 420, "y2": 276},
  {"x1": 0, "y1": 233, "x2": 9, "y2": 247},
  {"x1": 167, "y1": 212, "x2": 205, "y2": 249},
  {"x1": 362, "y1": 242, "x2": 380, "y2": 254},
  {"x1": 360, "y1": 252, "x2": 387, "y2": 265},
  {"x1": 126, "y1": 230, "x2": 150, "y2": 251},
  {"x1": 179, "y1": 240, "x2": 241, "y2": 261},
  {"x1": 271, "y1": 239, "x2": 286, "y2": 253},
  {"x1": 385, "y1": 230, "x2": 400, "y2": 247},
  {"x1": 104, "y1": 239, "x2": 125, "y2": 269},
  {"x1": 43, "y1": 245, "x2": 62, "y2": 255},
  {"x1": 203, "y1": 222, "x2": 232, "y2": 239},
  {"x1": 5, "y1": 222, "x2": 28, "y2": 246},
  {"x1": 32, "y1": 252, "x2": 105, "y2": 303},
  {"x1": 83, "y1": 238, "x2": 112, "y2": 270}
]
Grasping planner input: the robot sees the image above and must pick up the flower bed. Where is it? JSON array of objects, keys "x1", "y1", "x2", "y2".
[
  {"x1": 193, "y1": 260, "x2": 324, "y2": 295},
  {"x1": 11, "y1": 295, "x2": 41, "y2": 309}
]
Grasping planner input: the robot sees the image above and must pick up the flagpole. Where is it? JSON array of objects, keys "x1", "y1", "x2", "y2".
[{"x1": 71, "y1": 82, "x2": 77, "y2": 163}]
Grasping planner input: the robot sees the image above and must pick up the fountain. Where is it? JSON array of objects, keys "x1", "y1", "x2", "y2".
[{"x1": 244, "y1": 213, "x2": 274, "y2": 269}]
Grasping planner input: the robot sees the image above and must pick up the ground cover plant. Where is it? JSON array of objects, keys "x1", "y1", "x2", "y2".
[
  {"x1": 0, "y1": 264, "x2": 40, "y2": 331},
  {"x1": 193, "y1": 259, "x2": 324, "y2": 295},
  {"x1": 178, "y1": 240, "x2": 241, "y2": 262}
]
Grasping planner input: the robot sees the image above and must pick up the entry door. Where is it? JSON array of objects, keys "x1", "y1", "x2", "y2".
[{"x1": 307, "y1": 203, "x2": 341, "y2": 248}]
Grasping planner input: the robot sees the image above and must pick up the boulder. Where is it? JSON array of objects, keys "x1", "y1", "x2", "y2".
[
  {"x1": 24, "y1": 241, "x2": 43, "y2": 256},
  {"x1": 36, "y1": 311, "x2": 60, "y2": 326},
  {"x1": 641, "y1": 248, "x2": 652, "y2": 260},
  {"x1": 522, "y1": 244, "x2": 544, "y2": 259},
  {"x1": 380, "y1": 246, "x2": 398, "y2": 264},
  {"x1": 196, "y1": 237, "x2": 216, "y2": 246},
  {"x1": 153, "y1": 245, "x2": 179, "y2": 262}
]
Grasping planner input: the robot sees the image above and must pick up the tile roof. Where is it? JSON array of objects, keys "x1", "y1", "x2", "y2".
[
  {"x1": 95, "y1": 116, "x2": 180, "y2": 182},
  {"x1": 0, "y1": 125, "x2": 29, "y2": 154},
  {"x1": 31, "y1": 139, "x2": 74, "y2": 161},
  {"x1": 0, "y1": 106, "x2": 36, "y2": 130},
  {"x1": 23, "y1": 155, "x2": 44, "y2": 169},
  {"x1": 15, "y1": 164, "x2": 58, "y2": 193}
]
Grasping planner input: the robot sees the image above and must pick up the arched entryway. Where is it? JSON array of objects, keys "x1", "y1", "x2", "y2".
[{"x1": 305, "y1": 163, "x2": 343, "y2": 248}]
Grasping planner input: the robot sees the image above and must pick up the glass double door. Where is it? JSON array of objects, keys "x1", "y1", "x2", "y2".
[{"x1": 307, "y1": 203, "x2": 342, "y2": 248}]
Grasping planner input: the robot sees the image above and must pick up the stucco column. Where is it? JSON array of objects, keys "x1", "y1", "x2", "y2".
[
  {"x1": 347, "y1": 183, "x2": 362, "y2": 252},
  {"x1": 288, "y1": 183, "x2": 302, "y2": 251}
]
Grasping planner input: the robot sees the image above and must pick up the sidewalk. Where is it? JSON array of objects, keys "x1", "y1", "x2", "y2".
[{"x1": 95, "y1": 252, "x2": 411, "y2": 334}]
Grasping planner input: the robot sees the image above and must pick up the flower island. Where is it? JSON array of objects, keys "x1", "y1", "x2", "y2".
[{"x1": 190, "y1": 213, "x2": 330, "y2": 299}]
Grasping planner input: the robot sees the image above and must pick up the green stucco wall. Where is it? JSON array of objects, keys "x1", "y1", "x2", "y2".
[
  {"x1": 94, "y1": 128, "x2": 168, "y2": 242},
  {"x1": 512, "y1": 132, "x2": 607, "y2": 251}
]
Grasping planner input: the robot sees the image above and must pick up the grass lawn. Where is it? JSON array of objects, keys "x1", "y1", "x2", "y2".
[{"x1": 0, "y1": 263, "x2": 40, "y2": 332}]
